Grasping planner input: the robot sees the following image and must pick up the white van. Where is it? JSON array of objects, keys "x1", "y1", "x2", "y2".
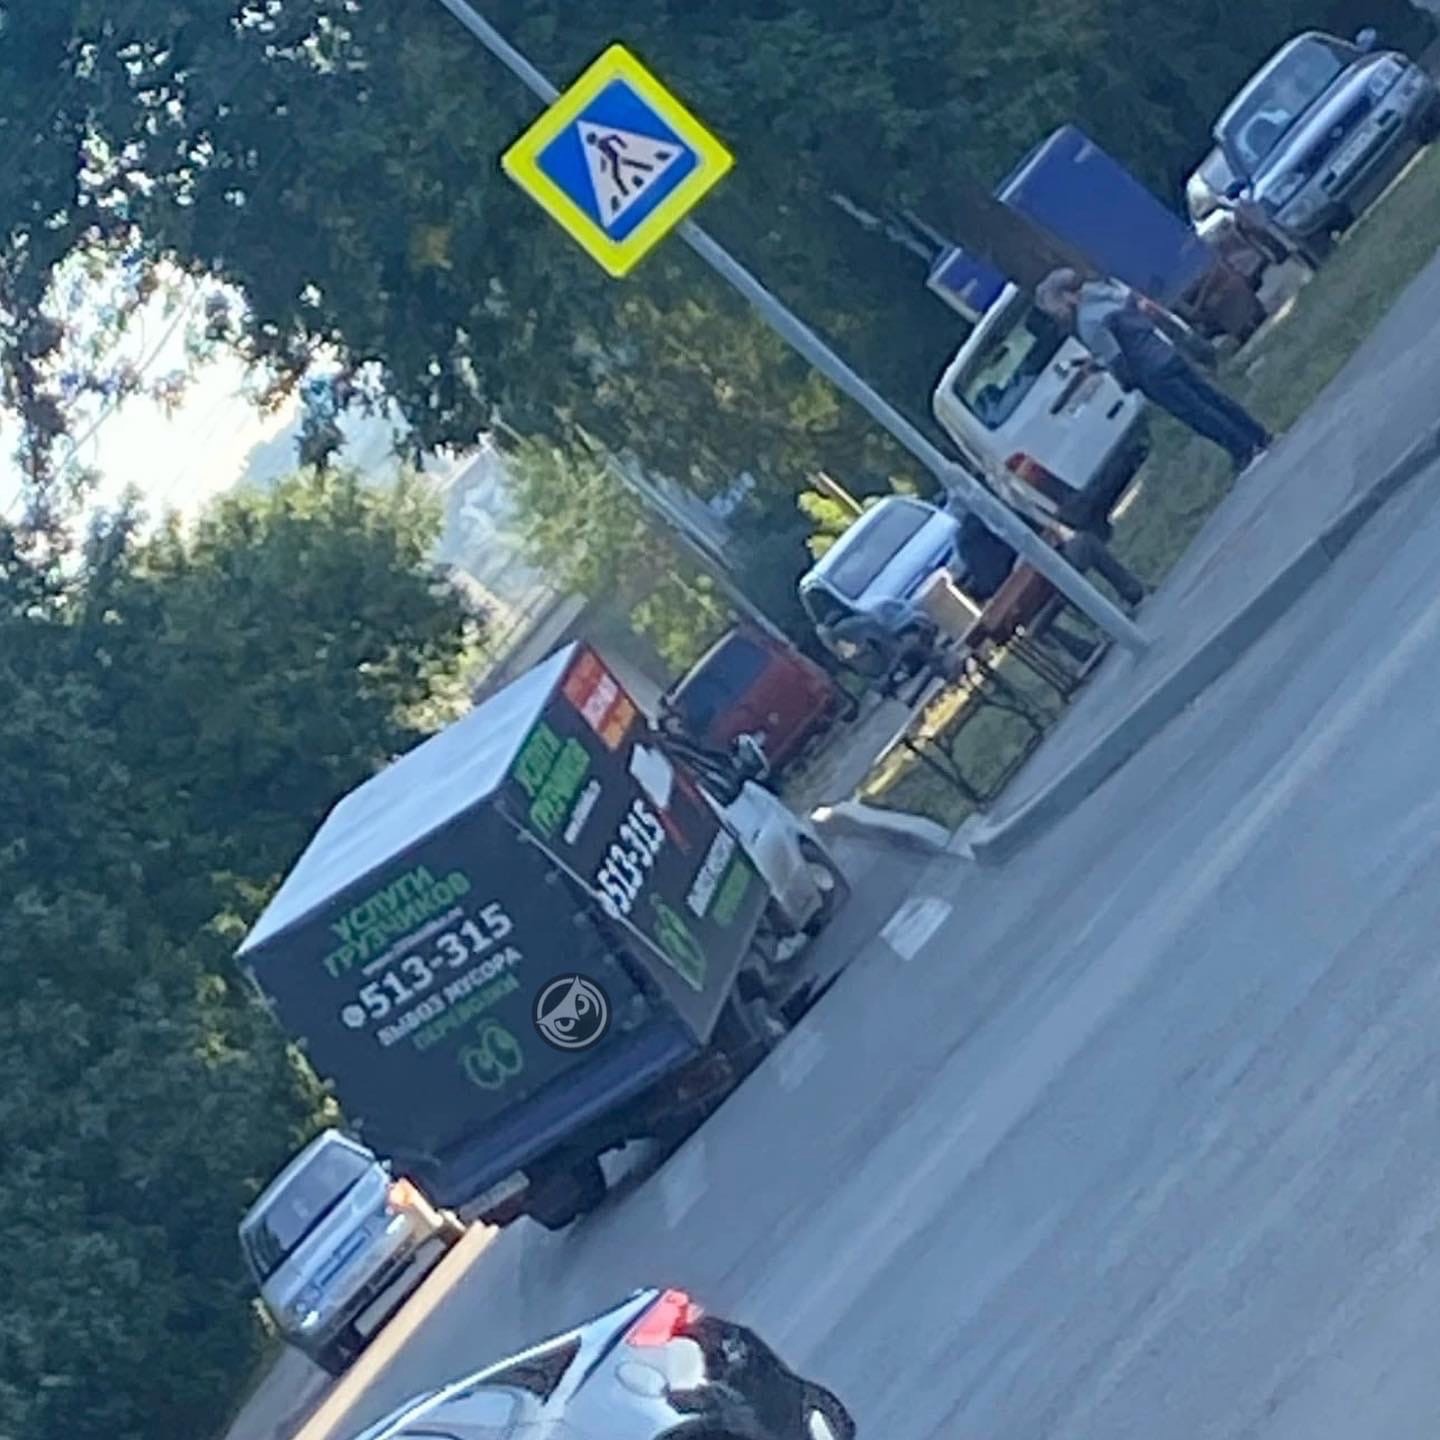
[
  {"x1": 797, "y1": 495, "x2": 963, "y2": 636},
  {"x1": 932, "y1": 283, "x2": 1149, "y2": 535}
]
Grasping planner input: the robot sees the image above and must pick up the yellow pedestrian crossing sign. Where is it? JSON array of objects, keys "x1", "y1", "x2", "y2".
[{"x1": 502, "y1": 45, "x2": 734, "y2": 278}]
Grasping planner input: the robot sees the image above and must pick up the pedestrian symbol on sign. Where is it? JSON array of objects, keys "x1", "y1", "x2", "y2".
[{"x1": 580, "y1": 123, "x2": 681, "y2": 227}]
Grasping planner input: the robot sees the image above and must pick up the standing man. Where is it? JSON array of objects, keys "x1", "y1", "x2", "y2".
[
  {"x1": 957, "y1": 510, "x2": 1145, "y2": 610},
  {"x1": 1036, "y1": 268, "x2": 1272, "y2": 473}
]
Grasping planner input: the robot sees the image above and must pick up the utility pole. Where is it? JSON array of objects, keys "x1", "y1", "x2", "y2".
[
  {"x1": 428, "y1": 0, "x2": 1149, "y2": 655},
  {"x1": 810, "y1": 471, "x2": 864, "y2": 517}
]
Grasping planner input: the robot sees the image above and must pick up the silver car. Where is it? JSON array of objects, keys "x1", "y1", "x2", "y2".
[
  {"x1": 349, "y1": 1288, "x2": 855, "y2": 1440},
  {"x1": 240, "y1": 1130, "x2": 464, "y2": 1375},
  {"x1": 1212, "y1": 28, "x2": 1440, "y2": 262}
]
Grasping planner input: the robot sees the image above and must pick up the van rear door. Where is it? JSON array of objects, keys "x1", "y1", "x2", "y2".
[{"x1": 934, "y1": 289, "x2": 1144, "y2": 505}]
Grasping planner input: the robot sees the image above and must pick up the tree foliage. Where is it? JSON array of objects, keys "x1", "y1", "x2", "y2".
[
  {"x1": 505, "y1": 438, "x2": 734, "y2": 669},
  {"x1": 9, "y1": 0, "x2": 1426, "y2": 517},
  {"x1": 0, "y1": 473, "x2": 480, "y2": 1440}
]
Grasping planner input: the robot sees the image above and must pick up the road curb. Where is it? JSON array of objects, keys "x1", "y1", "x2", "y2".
[
  {"x1": 965, "y1": 423, "x2": 1440, "y2": 867},
  {"x1": 812, "y1": 799, "x2": 953, "y2": 855}
]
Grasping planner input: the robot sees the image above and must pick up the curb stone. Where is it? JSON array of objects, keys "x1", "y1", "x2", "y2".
[
  {"x1": 962, "y1": 420, "x2": 1440, "y2": 867},
  {"x1": 811, "y1": 799, "x2": 953, "y2": 855}
]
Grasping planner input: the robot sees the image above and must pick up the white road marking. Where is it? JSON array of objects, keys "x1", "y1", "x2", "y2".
[
  {"x1": 760, "y1": 583, "x2": 1440, "y2": 1353},
  {"x1": 660, "y1": 1135, "x2": 708, "y2": 1228},
  {"x1": 880, "y1": 896, "x2": 953, "y2": 960},
  {"x1": 776, "y1": 1024, "x2": 826, "y2": 1091}
]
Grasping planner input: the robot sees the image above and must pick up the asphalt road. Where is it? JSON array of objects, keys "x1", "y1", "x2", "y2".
[{"x1": 249, "y1": 464, "x2": 1440, "y2": 1440}]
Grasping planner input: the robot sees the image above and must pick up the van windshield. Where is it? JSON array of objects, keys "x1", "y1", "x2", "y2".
[
  {"x1": 823, "y1": 504, "x2": 931, "y2": 601},
  {"x1": 668, "y1": 634, "x2": 768, "y2": 737},
  {"x1": 1220, "y1": 38, "x2": 1351, "y2": 175},
  {"x1": 243, "y1": 1142, "x2": 371, "y2": 1279},
  {"x1": 955, "y1": 306, "x2": 1066, "y2": 429}
]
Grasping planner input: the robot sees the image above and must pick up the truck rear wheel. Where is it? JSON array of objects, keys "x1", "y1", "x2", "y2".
[
  {"x1": 525, "y1": 1157, "x2": 606, "y2": 1231},
  {"x1": 712, "y1": 993, "x2": 788, "y2": 1081}
]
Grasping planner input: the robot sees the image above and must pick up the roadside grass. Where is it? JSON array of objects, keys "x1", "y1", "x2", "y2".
[
  {"x1": 864, "y1": 142, "x2": 1440, "y2": 829},
  {"x1": 1114, "y1": 141, "x2": 1440, "y2": 584},
  {"x1": 860, "y1": 652, "x2": 1064, "y2": 827}
]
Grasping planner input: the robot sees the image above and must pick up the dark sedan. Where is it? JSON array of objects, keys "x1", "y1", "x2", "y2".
[{"x1": 352, "y1": 1289, "x2": 855, "y2": 1440}]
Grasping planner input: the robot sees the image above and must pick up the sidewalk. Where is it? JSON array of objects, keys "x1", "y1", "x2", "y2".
[{"x1": 961, "y1": 249, "x2": 1440, "y2": 864}]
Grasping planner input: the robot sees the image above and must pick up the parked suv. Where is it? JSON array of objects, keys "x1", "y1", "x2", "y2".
[
  {"x1": 1211, "y1": 28, "x2": 1440, "y2": 263},
  {"x1": 240, "y1": 1130, "x2": 464, "y2": 1375},
  {"x1": 659, "y1": 625, "x2": 856, "y2": 775}
]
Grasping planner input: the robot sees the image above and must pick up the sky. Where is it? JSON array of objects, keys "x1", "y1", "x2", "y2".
[{"x1": 0, "y1": 269, "x2": 301, "y2": 526}]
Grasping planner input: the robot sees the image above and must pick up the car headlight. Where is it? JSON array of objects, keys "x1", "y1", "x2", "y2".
[
  {"x1": 1367, "y1": 58, "x2": 1404, "y2": 98},
  {"x1": 1398, "y1": 65, "x2": 1433, "y2": 100},
  {"x1": 288, "y1": 1285, "x2": 326, "y2": 1328}
]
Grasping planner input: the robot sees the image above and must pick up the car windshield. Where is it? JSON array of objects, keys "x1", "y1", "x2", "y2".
[
  {"x1": 243, "y1": 1142, "x2": 370, "y2": 1279},
  {"x1": 669, "y1": 634, "x2": 768, "y2": 735},
  {"x1": 954, "y1": 304, "x2": 1065, "y2": 430},
  {"x1": 822, "y1": 503, "x2": 932, "y2": 601},
  {"x1": 1221, "y1": 38, "x2": 1351, "y2": 175}
]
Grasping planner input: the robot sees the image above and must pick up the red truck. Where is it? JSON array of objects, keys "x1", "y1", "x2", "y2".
[{"x1": 659, "y1": 625, "x2": 857, "y2": 774}]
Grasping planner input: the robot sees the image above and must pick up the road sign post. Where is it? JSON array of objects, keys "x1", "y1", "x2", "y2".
[{"x1": 430, "y1": 0, "x2": 1149, "y2": 653}]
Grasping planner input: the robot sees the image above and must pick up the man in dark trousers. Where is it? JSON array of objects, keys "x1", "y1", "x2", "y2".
[
  {"x1": 957, "y1": 509, "x2": 1145, "y2": 609},
  {"x1": 956, "y1": 508, "x2": 1144, "y2": 664},
  {"x1": 1036, "y1": 268, "x2": 1271, "y2": 473}
]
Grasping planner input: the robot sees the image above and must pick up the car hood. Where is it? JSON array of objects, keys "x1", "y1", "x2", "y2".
[{"x1": 1245, "y1": 59, "x2": 1394, "y2": 203}]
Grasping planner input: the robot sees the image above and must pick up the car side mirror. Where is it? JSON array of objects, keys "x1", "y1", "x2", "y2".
[{"x1": 1355, "y1": 27, "x2": 1379, "y2": 52}]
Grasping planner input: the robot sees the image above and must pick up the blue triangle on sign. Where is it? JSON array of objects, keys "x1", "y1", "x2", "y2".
[{"x1": 537, "y1": 79, "x2": 700, "y2": 244}]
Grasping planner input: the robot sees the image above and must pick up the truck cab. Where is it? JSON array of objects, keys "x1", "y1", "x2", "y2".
[{"x1": 932, "y1": 285, "x2": 1148, "y2": 535}]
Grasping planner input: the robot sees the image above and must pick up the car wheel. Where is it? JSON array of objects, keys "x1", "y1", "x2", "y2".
[
  {"x1": 526, "y1": 1157, "x2": 606, "y2": 1231},
  {"x1": 711, "y1": 992, "x2": 788, "y2": 1079},
  {"x1": 831, "y1": 686, "x2": 861, "y2": 723},
  {"x1": 799, "y1": 838, "x2": 850, "y2": 936},
  {"x1": 801, "y1": 1383, "x2": 857, "y2": 1440},
  {"x1": 313, "y1": 1329, "x2": 362, "y2": 1378},
  {"x1": 1299, "y1": 226, "x2": 1336, "y2": 268}
]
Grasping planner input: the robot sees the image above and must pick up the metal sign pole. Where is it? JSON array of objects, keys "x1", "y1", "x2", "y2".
[{"x1": 430, "y1": 0, "x2": 1150, "y2": 653}]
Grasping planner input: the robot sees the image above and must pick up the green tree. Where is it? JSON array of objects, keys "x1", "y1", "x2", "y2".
[
  {"x1": 506, "y1": 438, "x2": 735, "y2": 669},
  {"x1": 0, "y1": 471, "x2": 480, "y2": 1440}
]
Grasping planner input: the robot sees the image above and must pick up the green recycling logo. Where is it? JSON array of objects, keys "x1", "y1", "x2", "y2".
[
  {"x1": 649, "y1": 896, "x2": 708, "y2": 992},
  {"x1": 460, "y1": 1019, "x2": 525, "y2": 1091}
]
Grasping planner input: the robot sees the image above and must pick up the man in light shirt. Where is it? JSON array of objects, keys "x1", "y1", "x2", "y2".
[{"x1": 1036, "y1": 268, "x2": 1272, "y2": 473}]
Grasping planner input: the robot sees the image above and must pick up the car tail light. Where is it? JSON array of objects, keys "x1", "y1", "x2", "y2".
[
  {"x1": 626, "y1": 1290, "x2": 704, "y2": 1347},
  {"x1": 1005, "y1": 452, "x2": 1069, "y2": 509},
  {"x1": 386, "y1": 1177, "x2": 422, "y2": 1212}
]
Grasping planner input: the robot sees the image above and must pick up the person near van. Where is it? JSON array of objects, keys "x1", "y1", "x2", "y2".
[
  {"x1": 957, "y1": 511, "x2": 1145, "y2": 610},
  {"x1": 1035, "y1": 268, "x2": 1271, "y2": 472},
  {"x1": 816, "y1": 598, "x2": 950, "y2": 694}
]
